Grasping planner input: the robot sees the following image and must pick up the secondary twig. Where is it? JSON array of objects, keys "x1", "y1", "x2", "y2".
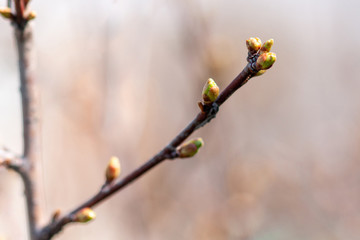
[{"x1": 0, "y1": 146, "x2": 22, "y2": 170}]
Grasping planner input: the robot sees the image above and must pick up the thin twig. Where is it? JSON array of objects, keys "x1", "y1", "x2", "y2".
[{"x1": 38, "y1": 62, "x2": 258, "y2": 239}]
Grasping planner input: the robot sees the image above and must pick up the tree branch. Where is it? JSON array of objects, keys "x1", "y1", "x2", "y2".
[
  {"x1": 15, "y1": 23, "x2": 41, "y2": 240},
  {"x1": 1, "y1": 1, "x2": 40, "y2": 238},
  {"x1": 38, "y1": 61, "x2": 261, "y2": 239},
  {"x1": 3, "y1": 1, "x2": 277, "y2": 237}
]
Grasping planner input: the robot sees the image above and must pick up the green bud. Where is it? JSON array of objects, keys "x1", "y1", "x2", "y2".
[
  {"x1": 202, "y1": 78, "x2": 219, "y2": 104},
  {"x1": 75, "y1": 208, "x2": 96, "y2": 223},
  {"x1": 0, "y1": 7, "x2": 12, "y2": 19},
  {"x1": 246, "y1": 37, "x2": 262, "y2": 53},
  {"x1": 256, "y1": 52, "x2": 276, "y2": 70},
  {"x1": 178, "y1": 138, "x2": 204, "y2": 158},
  {"x1": 105, "y1": 156, "x2": 121, "y2": 183},
  {"x1": 259, "y1": 39, "x2": 274, "y2": 54}
]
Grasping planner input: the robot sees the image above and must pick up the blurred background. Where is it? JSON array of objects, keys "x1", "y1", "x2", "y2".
[{"x1": 1, "y1": 0, "x2": 360, "y2": 239}]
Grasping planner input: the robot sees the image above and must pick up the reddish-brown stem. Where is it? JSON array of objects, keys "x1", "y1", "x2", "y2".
[
  {"x1": 15, "y1": 25, "x2": 41, "y2": 240},
  {"x1": 215, "y1": 63, "x2": 253, "y2": 106},
  {"x1": 38, "y1": 62, "x2": 259, "y2": 240},
  {"x1": 14, "y1": 0, "x2": 24, "y2": 20}
]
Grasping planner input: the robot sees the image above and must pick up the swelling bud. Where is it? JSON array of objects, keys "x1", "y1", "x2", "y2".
[
  {"x1": 246, "y1": 37, "x2": 262, "y2": 53},
  {"x1": 178, "y1": 138, "x2": 204, "y2": 158},
  {"x1": 106, "y1": 156, "x2": 121, "y2": 183},
  {"x1": 259, "y1": 39, "x2": 274, "y2": 54},
  {"x1": 256, "y1": 52, "x2": 276, "y2": 70},
  {"x1": 202, "y1": 78, "x2": 219, "y2": 104},
  {"x1": 0, "y1": 7, "x2": 12, "y2": 19},
  {"x1": 74, "y1": 208, "x2": 96, "y2": 223}
]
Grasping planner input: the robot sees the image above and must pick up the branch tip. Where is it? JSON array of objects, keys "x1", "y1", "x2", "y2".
[{"x1": 246, "y1": 37, "x2": 276, "y2": 75}]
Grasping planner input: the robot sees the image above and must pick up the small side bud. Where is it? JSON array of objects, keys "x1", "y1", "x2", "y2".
[
  {"x1": 75, "y1": 208, "x2": 96, "y2": 223},
  {"x1": 259, "y1": 39, "x2": 274, "y2": 54},
  {"x1": 178, "y1": 138, "x2": 204, "y2": 158},
  {"x1": 256, "y1": 52, "x2": 276, "y2": 70},
  {"x1": 105, "y1": 156, "x2": 121, "y2": 183},
  {"x1": 246, "y1": 37, "x2": 262, "y2": 53},
  {"x1": 0, "y1": 7, "x2": 12, "y2": 19},
  {"x1": 2, "y1": 159, "x2": 11, "y2": 167},
  {"x1": 198, "y1": 101, "x2": 205, "y2": 112},
  {"x1": 26, "y1": 11, "x2": 36, "y2": 21},
  {"x1": 51, "y1": 209, "x2": 61, "y2": 223},
  {"x1": 202, "y1": 78, "x2": 219, "y2": 104}
]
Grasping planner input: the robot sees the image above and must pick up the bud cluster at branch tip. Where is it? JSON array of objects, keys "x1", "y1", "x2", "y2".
[
  {"x1": 202, "y1": 78, "x2": 219, "y2": 105},
  {"x1": 0, "y1": 7, "x2": 12, "y2": 19},
  {"x1": 74, "y1": 208, "x2": 96, "y2": 223},
  {"x1": 105, "y1": 156, "x2": 121, "y2": 183},
  {"x1": 246, "y1": 37, "x2": 276, "y2": 75},
  {"x1": 177, "y1": 138, "x2": 204, "y2": 158}
]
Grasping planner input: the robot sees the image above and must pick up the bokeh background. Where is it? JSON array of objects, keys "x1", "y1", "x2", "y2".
[{"x1": 1, "y1": 0, "x2": 360, "y2": 239}]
